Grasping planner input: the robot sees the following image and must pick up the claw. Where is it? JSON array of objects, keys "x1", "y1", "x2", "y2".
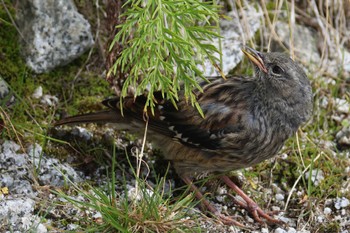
[
  {"x1": 221, "y1": 175, "x2": 283, "y2": 225},
  {"x1": 181, "y1": 175, "x2": 284, "y2": 227}
]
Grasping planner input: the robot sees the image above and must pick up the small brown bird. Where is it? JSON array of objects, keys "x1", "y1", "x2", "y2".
[{"x1": 55, "y1": 47, "x2": 313, "y2": 226}]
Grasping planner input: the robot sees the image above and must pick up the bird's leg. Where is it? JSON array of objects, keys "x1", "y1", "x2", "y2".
[
  {"x1": 181, "y1": 176, "x2": 245, "y2": 227},
  {"x1": 221, "y1": 175, "x2": 282, "y2": 224}
]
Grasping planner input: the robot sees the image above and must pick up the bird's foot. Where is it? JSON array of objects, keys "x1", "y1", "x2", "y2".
[
  {"x1": 182, "y1": 175, "x2": 284, "y2": 226},
  {"x1": 181, "y1": 176, "x2": 245, "y2": 227},
  {"x1": 221, "y1": 175, "x2": 283, "y2": 225},
  {"x1": 216, "y1": 213, "x2": 245, "y2": 227}
]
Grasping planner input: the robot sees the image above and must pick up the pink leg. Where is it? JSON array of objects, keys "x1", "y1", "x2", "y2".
[
  {"x1": 221, "y1": 175, "x2": 282, "y2": 224},
  {"x1": 181, "y1": 176, "x2": 245, "y2": 227}
]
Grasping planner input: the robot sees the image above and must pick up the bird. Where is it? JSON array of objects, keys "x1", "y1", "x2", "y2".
[{"x1": 55, "y1": 46, "x2": 313, "y2": 226}]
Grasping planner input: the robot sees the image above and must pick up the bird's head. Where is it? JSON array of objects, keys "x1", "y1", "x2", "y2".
[{"x1": 242, "y1": 46, "x2": 313, "y2": 124}]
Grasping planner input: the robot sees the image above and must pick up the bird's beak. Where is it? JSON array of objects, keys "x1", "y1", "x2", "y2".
[{"x1": 241, "y1": 46, "x2": 268, "y2": 73}]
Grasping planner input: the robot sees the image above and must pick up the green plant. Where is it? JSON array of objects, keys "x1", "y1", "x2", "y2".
[
  {"x1": 54, "y1": 145, "x2": 200, "y2": 232},
  {"x1": 109, "y1": 0, "x2": 222, "y2": 116}
]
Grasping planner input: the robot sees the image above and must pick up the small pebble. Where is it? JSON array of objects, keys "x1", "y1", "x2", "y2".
[
  {"x1": 229, "y1": 226, "x2": 237, "y2": 232},
  {"x1": 279, "y1": 216, "x2": 293, "y2": 225},
  {"x1": 215, "y1": 195, "x2": 225, "y2": 202},
  {"x1": 287, "y1": 227, "x2": 297, "y2": 233},
  {"x1": 341, "y1": 209, "x2": 346, "y2": 216},
  {"x1": 335, "y1": 98, "x2": 350, "y2": 114},
  {"x1": 67, "y1": 224, "x2": 79, "y2": 230},
  {"x1": 246, "y1": 216, "x2": 254, "y2": 223},
  {"x1": 32, "y1": 86, "x2": 43, "y2": 99},
  {"x1": 126, "y1": 186, "x2": 154, "y2": 202},
  {"x1": 40, "y1": 94, "x2": 59, "y2": 106},
  {"x1": 275, "y1": 193, "x2": 285, "y2": 201},
  {"x1": 280, "y1": 153, "x2": 288, "y2": 159},
  {"x1": 92, "y1": 212, "x2": 102, "y2": 219},
  {"x1": 297, "y1": 191, "x2": 304, "y2": 197},
  {"x1": 334, "y1": 197, "x2": 350, "y2": 209},
  {"x1": 71, "y1": 127, "x2": 93, "y2": 141},
  {"x1": 325, "y1": 199, "x2": 333, "y2": 206},
  {"x1": 304, "y1": 169, "x2": 324, "y2": 186},
  {"x1": 324, "y1": 207, "x2": 332, "y2": 215},
  {"x1": 216, "y1": 186, "x2": 227, "y2": 195},
  {"x1": 345, "y1": 166, "x2": 350, "y2": 173},
  {"x1": 275, "y1": 227, "x2": 287, "y2": 233}
]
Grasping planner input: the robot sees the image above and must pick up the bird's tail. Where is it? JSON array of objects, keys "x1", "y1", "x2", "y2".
[{"x1": 54, "y1": 110, "x2": 119, "y2": 126}]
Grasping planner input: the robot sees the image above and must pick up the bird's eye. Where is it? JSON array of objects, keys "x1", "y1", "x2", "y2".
[{"x1": 271, "y1": 65, "x2": 284, "y2": 75}]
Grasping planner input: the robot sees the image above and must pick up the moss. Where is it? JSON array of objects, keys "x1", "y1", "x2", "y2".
[
  {"x1": 0, "y1": 0, "x2": 111, "y2": 137},
  {"x1": 0, "y1": 2, "x2": 25, "y2": 80},
  {"x1": 318, "y1": 222, "x2": 341, "y2": 233}
]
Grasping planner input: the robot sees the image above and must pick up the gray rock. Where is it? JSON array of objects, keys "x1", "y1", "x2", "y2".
[
  {"x1": 0, "y1": 198, "x2": 47, "y2": 233},
  {"x1": 0, "y1": 140, "x2": 85, "y2": 231},
  {"x1": 197, "y1": 5, "x2": 262, "y2": 76},
  {"x1": 27, "y1": 144, "x2": 83, "y2": 186},
  {"x1": 16, "y1": 0, "x2": 94, "y2": 73},
  {"x1": 0, "y1": 77, "x2": 15, "y2": 107},
  {"x1": 273, "y1": 22, "x2": 320, "y2": 64},
  {"x1": 71, "y1": 126, "x2": 93, "y2": 141}
]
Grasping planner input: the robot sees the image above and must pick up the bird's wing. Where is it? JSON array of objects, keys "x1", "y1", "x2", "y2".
[
  {"x1": 103, "y1": 76, "x2": 254, "y2": 152},
  {"x1": 159, "y1": 105, "x2": 244, "y2": 151}
]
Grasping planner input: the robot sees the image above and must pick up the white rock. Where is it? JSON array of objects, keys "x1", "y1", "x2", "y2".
[
  {"x1": 304, "y1": 169, "x2": 324, "y2": 186},
  {"x1": 36, "y1": 223, "x2": 48, "y2": 233},
  {"x1": 345, "y1": 166, "x2": 350, "y2": 173},
  {"x1": 40, "y1": 94, "x2": 59, "y2": 106},
  {"x1": 287, "y1": 227, "x2": 297, "y2": 233},
  {"x1": 71, "y1": 126, "x2": 93, "y2": 141},
  {"x1": 343, "y1": 50, "x2": 350, "y2": 72},
  {"x1": 296, "y1": 190, "x2": 304, "y2": 197},
  {"x1": 275, "y1": 227, "x2": 287, "y2": 233},
  {"x1": 275, "y1": 193, "x2": 285, "y2": 201},
  {"x1": 67, "y1": 224, "x2": 79, "y2": 230},
  {"x1": 92, "y1": 212, "x2": 102, "y2": 219},
  {"x1": 334, "y1": 197, "x2": 350, "y2": 209},
  {"x1": 324, "y1": 207, "x2": 332, "y2": 215},
  {"x1": 216, "y1": 186, "x2": 227, "y2": 195},
  {"x1": 127, "y1": 185, "x2": 154, "y2": 202},
  {"x1": 280, "y1": 153, "x2": 288, "y2": 159},
  {"x1": 341, "y1": 209, "x2": 346, "y2": 215},
  {"x1": 317, "y1": 215, "x2": 324, "y2": 222},
  {"x1": 229, "y1": 226, "x2": 238, "y2": 232},
  {"x1": 320, "y1": 97, "x2": 328, "y2": 108},
  {"x1": 335, "y1": 98, "x2": 350, "y2": 114},
  {"x1": 27, "y1": 143, "x2": 43, "y2": 158},
  {"x1": 2, "y1": 140, "x2": 20, "y2": 153},
  {"x1": 32, "y1": 86, "x2": 43, "y2": 99}
]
